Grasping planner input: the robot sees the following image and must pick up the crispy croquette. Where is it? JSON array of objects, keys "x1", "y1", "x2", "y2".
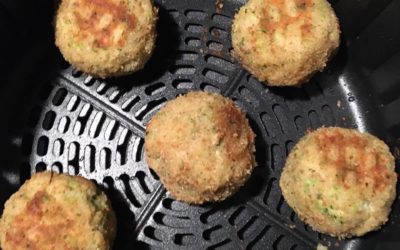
[
  {"x1": 232, "y1": 0, "x2": 340, "y2": 86},
  {"x1": 145, "y1": 91, "x2": 256, "y2": 204},
  {"x1": 0, "y1": 172, "x2": 117, "y2": 250},
  {"x1": 55, "y1": 0, "x2": 157, "y2": 78},
  {"x1": 280, "y1": 127, "x2": 397, "y2": 238}
]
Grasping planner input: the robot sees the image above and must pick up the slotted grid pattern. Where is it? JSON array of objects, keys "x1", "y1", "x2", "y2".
[{"x1": 15, "y1": 0, "x2": 363, "y2": 249}]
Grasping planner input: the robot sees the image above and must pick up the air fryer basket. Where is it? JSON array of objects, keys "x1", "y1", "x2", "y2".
[{"x1": 1, "y1": 0, "x2": 400, "y2": 249}]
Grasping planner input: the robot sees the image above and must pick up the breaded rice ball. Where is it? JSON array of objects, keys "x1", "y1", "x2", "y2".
[
  {"x1": 55, "y1": 0, "x2": 157, "y2": 78},
  {"x1": 280, "y1": 127, "x2": 397, "y2": 238},
  {"x1": 145, "y1": 91, "x2": 256, "y2": 204},
  {"x1": 232, "y1": 0, "x2": 340, "y2": 86},
  {"x1": 0, "y1": 172, "x2": 116, "y2": 250}
]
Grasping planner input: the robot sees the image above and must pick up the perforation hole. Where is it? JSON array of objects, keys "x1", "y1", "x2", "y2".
[
  {"x1": 273, "y1": 235, "x2": 284, "y2": 250},
  {"x1": 211, "y1": 13, "x2": 231, "y2": 27},
  {"x1": 167, "y1": 9, "x2": 180, "y2": 18},
  {"x1": 203, "y1": 69, "x2": 228, "y2": 84},
  {"x1": 210, "y1": 27, "x2": 228, "y2": 39},
  {"x1": 89, "y1": 112, "x2": 106, "y2": 138},
  {"x1": 203, "y1": 225, "x2": 223, "y2": 240},
  {"x1": 35, "y1": 162, "x2": 47, "y2": 172},
  {"x1": 68, "y1": 142, "x2": 80, "y2": 173},
  {"x1": 74, "y1": 104, "x2": 93, "y2": 135},
  {"x1": 176, "y1": 51, "x2": 199, "y2": 61},
  {"x1": 321, "y1": 105, "x2": 335, "y2": 125},
  {"x1": 200, "y1": 207, "x2": 220, "y2": 224},
  {"x1": 100, "y1": 148, "x2": 111, "y2": 170},
  {"x1": 200, "y1": 83, "x2": 220, "y2": 93},
  {"x1": 238, "y1": 216, "x2": 260, "y2": 240},
  {"x1": 246, "y1": 226, "x2": 271, "y2": 250},
  {"x1": 229, "y1": 206, "x2": 245, "y2": 226},
  {"x1": 58, "y1": 116, "x2": 71, "y2": 133},
  {"x1": 205, "y1": 55, "x2": 235, "y2": 71},
  {"x1": 84, "y1": 145, "x2": 95, "y2": 173},
  {"x1": 68, "y1": 164, "x2": 78, "y2": 175},
  {"x1": 136, "y1": 171, "x2": 151, "y2": 194},
  {"x1": 308, "y1": 110, "x2": 321, "y2": 128},
  {"x1": 174, "y1": 233, "x2": 195, "y2": 246},
  {"x1": 104, "y1": 120, "x2": 119, "y2": 140},
  {"x1": 96, "y1": 82, "x2": 110, "y2": 95},
  {"x1": 109, "y1": 89, "x2": 123, "y2": 103},
  {"x1": 134, "y1": 98, "x2": 167, "y2": 121},
  {"x1": 133, "y1": 138, "x2": 144, "y2": 162},
  {"x1": 42, "y1": 110, "x2": 56, "y2": 131},
  {"x1": 52, "y1": 88, "x2": 67, "y2": 106},
  {"x1": 37, "y1": 136, "x2": 49, "y2": 156},
  {"x1": 119, "y1": 174, "x2": 141, "y2": 207},
  {"x1": 162, "y1": 198, "x2": 188, "y2": 211},
  {"x1": 285, "y1": 141, "x2": 295, "y2": 155},
  {"x1": 116, "y1": 128, "x2": 132, "y2": 165},
  {"x1": 185, "y1": 10, "x2": 207, "y2": 20},
  {"x1": 273, "y1": 104, "x2": 293, "y2": 134},
  {"x1": 71, "y1": 68, "x2": 83, "y2": 77},
  {"x1": 145, "y1": 82, "x2": 166, "y2": 96},
  {"x1": 170, "y1": 65, "x2": 196, "y2": 75},
  {"x1": 263, "y1": 178, "x2": 278, "y2": 205},
  {"x1": 207, "y1": 41, "x2": 223, "y2": 51},
  {"x1": 185, "y1": 37, "x2": 201, "y2": 47},
  {"x1": 143, "y1": 226, "x2": 162, "y2": 242},
  {"x1": 294, "y1": 115, "x2": 306, "y2": 132},
  {"x1": 66, "y1": 96, "x2": 80, "y2": 112},
  {"x1": 290, "y1": 211, "x2": 296, "y2": 223},
  {"x1": 276, "y1": 196, "x2": 285, "y2": 214},
  {"x1": 122, "y1": 96, "x2": 140, "y2": 112},
  {"x1": 260, "y1": 112, "x2": 277, "y2": 137},
  {"x1": 102, "y1": 176, "x2": 114, "y2": 190},
  {"x1": 83, "y1": 75, "x2": 96, "y2": 86},
  {"x1": 153, "y1": 212, "x2": 165, "y2": 225},
  {"x1": 52, "y1": 139, "x2": 65, "y2": 156},
  {"x1": 270, "y1": 144, "x2": 283, "y2": 171},
  {"x1": 51, "y1": 162, "x2": 63, "y2": 173},
  {"x1": 172, "y1": 79, "x2": 193, "y2": 89},
  {"x1": 149, "y1": 168, "x2": 160, "y2": 181},
  {"x1": 185, "y1": 23, "x2": 204, "y2": 33}
]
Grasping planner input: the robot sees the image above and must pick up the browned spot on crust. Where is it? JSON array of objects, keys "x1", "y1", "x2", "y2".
[
  {"x1": 215, "y1": 102, "x2": 254, "y2": 161},
  {"x1": 316, "y1": 129, "x2": 393, "y2": 190},
  {"x1": 5, "y1": 191, "x2": 74, "y2": 249},
  {"x1": 74, "y1": 0, "x2": 136, "y2": 48},
  {"x1": 261, "y1": 0, "x2": 313, "y2": 38},
  {"x1": 27, "y1": 191, "x2": 46, "y2": 216}
]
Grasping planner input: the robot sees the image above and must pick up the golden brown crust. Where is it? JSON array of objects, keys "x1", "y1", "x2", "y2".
[
  {"x1": 73, "y1": 0, "x2": 137, "y2": 48},
  {"x1": 279, "y1": 127, "x2": 397, "y2": 238},
  {"x1": 314, "y1": 128, "x2": 394, "y2": 191},
  {"x1": 232, "y1": 0, "x2": 340, "y2": 86},
  {"x1": 260, "y1": 0, "x2": 313, "y2": 38},
  {"x1": 55, "y1": 0, "x2": 157, "y2": 78},
  {"x1": 0, "y1": 172, "x2": 117, "y2": 250},
  {"x1": 145, "y1": 91, "x2": 256, "y2": 204}
]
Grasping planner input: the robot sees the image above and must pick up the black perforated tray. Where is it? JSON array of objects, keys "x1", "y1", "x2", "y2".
[{"x1": 1, "y1": 0, "x2": 400, "y2": 249}]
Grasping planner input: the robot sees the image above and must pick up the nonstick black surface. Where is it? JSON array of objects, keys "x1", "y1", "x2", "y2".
[{"x1": 1, "y1": 0, "x2": 400, "y2": 249}]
